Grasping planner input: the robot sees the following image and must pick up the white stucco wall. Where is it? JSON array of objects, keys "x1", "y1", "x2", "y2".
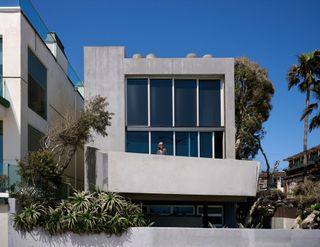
[{"x1": 0, "y1": 8, "x2": 84, "y2": 189}]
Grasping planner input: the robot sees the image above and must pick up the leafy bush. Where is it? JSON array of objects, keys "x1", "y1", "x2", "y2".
[
  {"x1": 13, "y1": 191, "x2": 148, "y2": 235},
  {"x1": 292, "y1": 181, "x2": 320, "y2": 216}
]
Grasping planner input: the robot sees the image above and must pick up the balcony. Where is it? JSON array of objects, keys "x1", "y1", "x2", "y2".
[{"x1": 91, "y1": 151, "x2": 259, "y2": 198}]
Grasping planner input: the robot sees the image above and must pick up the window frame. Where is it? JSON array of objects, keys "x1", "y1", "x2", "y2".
[{"x1": 125, "y1": 76, "x2": 225, "y2": 158}]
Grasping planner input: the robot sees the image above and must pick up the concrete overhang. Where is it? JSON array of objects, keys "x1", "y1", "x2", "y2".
[{"x1": 94, "y1": 151, "x2": 259, "y2": 198}]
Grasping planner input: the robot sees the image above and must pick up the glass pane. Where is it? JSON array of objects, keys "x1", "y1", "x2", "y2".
[
  {"x1": 28, "y1": 49, "x2": 47, "y2": 89},
  {"x1": 28, "y1": 125, "x2": 44, "y2": 153},
  {"x1": 208, "y1": 206, "x2": 223, "y2": 214},
  {"x1": 173, "y1": 206, "x2": 194, "y2": 216},
  {"x1": 0, "y1": 121, "x2": 3, "y2": 168},
  {"x1": 28, "y1": 49, "x2": 47, "y2": 119},
  {"x1": 200, "y1": 132, "x2": 212, "y2": 158},
  {"x1": 0, "y1": 38, "x2": 2, "y2": 76},
  {"x1": 127, "y1": 78, "x2": 148, "y2": 126},
  {"x1": 199, "y1": 80, "x2": 221, "y2": 127},
  {"x1": 175, "y1": 132, "x2": 198, "y2": 157},
  {"x1": 28, "y1": 75, "x2": 47, "y2": 119},
  {"x1": 149, "y1": 206, "x2": 171, "y2": 215},
  {"x1": 174, "y1": 79, "x2": 197, "y2": 126},
  {"x1": 150, "y1": 79, "x2": 172, "y2": 126},
  {"x1": 214, "y1": 131, "x2": 223, "y2": 158},
  {"x1": 0, "y1": 38, "x2": 2, "y2": 97},
  {"x1": 126, "y1": 131, "x2": 149, "y2": 154},
  {"x1": 151, "y1": 132, "x2": 173, "y2": 155}
]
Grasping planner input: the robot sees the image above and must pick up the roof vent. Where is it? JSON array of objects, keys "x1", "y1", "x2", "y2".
[
  {"x1": 186, "y1": 53, "x2": 197, "y2": 58},
  {"x1": 203, "y1": 54, "x2": 213, "y2": 58},
  {"x1": 146, "y1": 53, "x2": 156, "y2": 58},
  {"x1": 132, "y1": 53, "x2": 142, "y2": 58}
]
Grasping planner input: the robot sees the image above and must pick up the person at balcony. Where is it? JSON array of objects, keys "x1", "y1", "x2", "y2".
[{"x1": 157, "y1": 142, "x2": 167, "y2": 155}]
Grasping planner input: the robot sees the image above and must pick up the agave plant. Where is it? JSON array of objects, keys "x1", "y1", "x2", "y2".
[{"x1": 13, "y1": 203, "x2": 45, "y2": 232}]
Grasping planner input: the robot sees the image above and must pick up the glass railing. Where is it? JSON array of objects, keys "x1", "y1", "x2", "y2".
[
  {"x1": 0, "y1": 0, "x2": 83, "y2": 88},
  {"x1": 0, "y1": 163, "x2": 19, "y2": 194}
]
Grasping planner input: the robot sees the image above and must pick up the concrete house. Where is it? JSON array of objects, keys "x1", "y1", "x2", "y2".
[
  {"x1": 84, "y1": 47, "x2": 259, "y2": 228},
  {"x1": 0, "y1": 0, "x2": 84, "y2": 194}
]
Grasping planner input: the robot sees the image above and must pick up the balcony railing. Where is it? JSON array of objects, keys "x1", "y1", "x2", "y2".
[
  {"x1": 0, "y1": 163, "x2": 19, "y2": 195},
  {"x1": 0, "y1": 0, "x2": 83, "y2": 88}
]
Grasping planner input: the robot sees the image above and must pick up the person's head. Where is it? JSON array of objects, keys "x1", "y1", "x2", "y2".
[{"x1": 158, "y1": 141, "x2": 164, "y2": 149}]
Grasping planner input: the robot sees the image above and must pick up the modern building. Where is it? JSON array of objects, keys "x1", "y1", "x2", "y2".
[
  {"x1": 0, "y1": 0, "x2": 84, "y2": 194},
  {"x1": 84, "y1": 47, "x2": 259, "y2": 228},
  {"x1": 284, "y1": 145, "x2": 320, "y2": 194}
]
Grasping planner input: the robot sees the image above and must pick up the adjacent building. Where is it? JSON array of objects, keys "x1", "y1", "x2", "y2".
[
  {"x1": 0, "y1": 0, "x2": 84, "y2": 194},
  {"x1": 257, "y1": 171, "x2": 286, "y2": 193},
  {"x1": 284, "y1": 145, "x2": 320, "y2": 194},
  {"x1": 84, "y1": 47, "x2": 259, "y2": 228}
]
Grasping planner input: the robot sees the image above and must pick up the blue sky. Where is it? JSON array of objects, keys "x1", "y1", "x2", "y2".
[{"x1": 31, "y1": 0, "x2": 320, "y2": 171}]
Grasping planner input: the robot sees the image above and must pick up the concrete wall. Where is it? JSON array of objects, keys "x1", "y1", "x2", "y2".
[
  {"x1": 0, "y1": 9, "x2": 84, "y2": 189},
  {"x1": 92, "y1": 151, "x2": 259, "y2": 197},
  {"x1": 84, "y1": 46, "x2": 235, "y2": 159},
  {"x1": 8, "y1": 226, "x2": 320, "y2": 247},
  {"x1": 0, "y1": 203, "x2": 8, "y2": 247}
]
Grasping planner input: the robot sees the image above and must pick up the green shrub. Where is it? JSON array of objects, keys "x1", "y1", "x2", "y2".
[{"x1": 13, "y1": 191, "x2": 148, "y2": 235}]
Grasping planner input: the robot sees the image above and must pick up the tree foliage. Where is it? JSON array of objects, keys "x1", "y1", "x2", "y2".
[
  {"x1": 15, "y1": 96, "x2": 113, "y2": 205},
  {"x1": 235, "y1": 57, "x2": 274, "y2": 159},
  {"x1": 287, "y1": 50, "x2": 320, "y2": 161}
]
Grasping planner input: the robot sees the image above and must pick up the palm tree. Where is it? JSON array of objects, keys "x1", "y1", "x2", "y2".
[{"x1": 287, "y1": 50, "x2": 320, "y2": 165}]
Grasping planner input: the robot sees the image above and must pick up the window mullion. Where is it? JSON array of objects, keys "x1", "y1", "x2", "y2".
[
  {"x1": 172, "y1": 78, "x2": 175, "y2": 127},
  {"x1": 196, "y1": 79, "x2": 199, "y2": 126},
  {"x1": 148, "y1": 77, "x2": 150, "y2": 126}
]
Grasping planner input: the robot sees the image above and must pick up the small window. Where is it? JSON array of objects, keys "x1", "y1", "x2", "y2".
[
  {"x1": 28, "y1": 125, "x2": 44, "y2": 153},
  {"x1": 126, "y1": 131, "x2": 149, "y2": 154},
  {"x1": 150, "y1": 79, "x2": 172, "y2": 126},
  {"x1": 151, "y1": 131, "x2": 173, "y2": 155},
  {"x1": 149, "y1": 206, "x2": 172, "y2": 215},
  {"x1": 174, "y1": 79, "x2": 197, "y2": 127},
  {"x1": 214, "y1": 131, "x2": 223, "y2": 158},
  {"x1": 200, "y1": 132, "x2": 212, "y2": 158},
  {"x1": 127, "y1": 78, "x2": 148, "y2": 126},
  {"x1": 28, "y1": 49, "x2": 47, "y2": 119},
  {"x1": 173, "y1": 206, "x2": 195, "y2": 216},
  {"x1": 175, "y1": 132, "x2": 198, "y2": 157}
]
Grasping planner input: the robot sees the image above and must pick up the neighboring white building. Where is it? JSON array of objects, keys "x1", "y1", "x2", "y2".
[
  {"x1": 84, "y1": 47, "x2": 260, "y2": 228},
  {"x1": 0, "y1": 0, "x2": 84, "y2": 193}
]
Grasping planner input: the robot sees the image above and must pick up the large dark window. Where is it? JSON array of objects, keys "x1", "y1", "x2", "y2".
[
  {"x1": 0, "y1": 38, "x2": 3, "y2": 97},
  {"x1": 174, "y1": 79, "x2": 197, "y2": 126},
  {"x1": 150, "y1": 79, "x2": 172, "y2": 126},
  {"x1": 126, "y1": 131, "x2": 149, "y2": 154},
  {"x1": 28, "y1": 125, "x2": 44, "y2": 153},
  {"x1": 175, "y1": 132, "x2": 198, "y2": 157},
  {"x1": 199, "y1": 80, "x2": 221, "y2": 126},
  {"x1": 151, "y1": 132, "x2": 173, "y2": 155},
  {"x1": 127, "y1": 78, "x2": 148, "y2": 126},
  {"x1": 28, "y1": 49, "x2": 47, "y2": 119},
  {"x1": 200, "y1": 132, "x2": 212, "y2": 158}
]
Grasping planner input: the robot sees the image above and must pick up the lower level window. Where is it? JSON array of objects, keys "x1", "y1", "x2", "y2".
[{"x1": 126, "y1": 131, "x2": 223, "y2": 158}]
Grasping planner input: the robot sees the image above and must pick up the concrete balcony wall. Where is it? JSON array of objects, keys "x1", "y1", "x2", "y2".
[{"x1": 93, "y1": 151, "x2": 259, "y2": 197}]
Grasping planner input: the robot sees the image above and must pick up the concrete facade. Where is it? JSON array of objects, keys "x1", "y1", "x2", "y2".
[
  {"x1": 84, "y1": 46, "x2": 259, "y2": 227},
  {"x1": 0, "y1": 7, "x2": 84, "y2": 189},
  {"x1": 8, "y1": 226, "x2": 320, "y2": 247},
  {"x1": 84, "y1": 46, "x2": 235, "y2": 158},
  {"x1": 94, "y1": 151, "x2": 258, "y2": 197}
]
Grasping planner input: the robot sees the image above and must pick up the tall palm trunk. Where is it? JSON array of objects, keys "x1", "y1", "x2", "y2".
[{"x1": 303, "y1": 89, "x2": 310, "y2": 166}]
